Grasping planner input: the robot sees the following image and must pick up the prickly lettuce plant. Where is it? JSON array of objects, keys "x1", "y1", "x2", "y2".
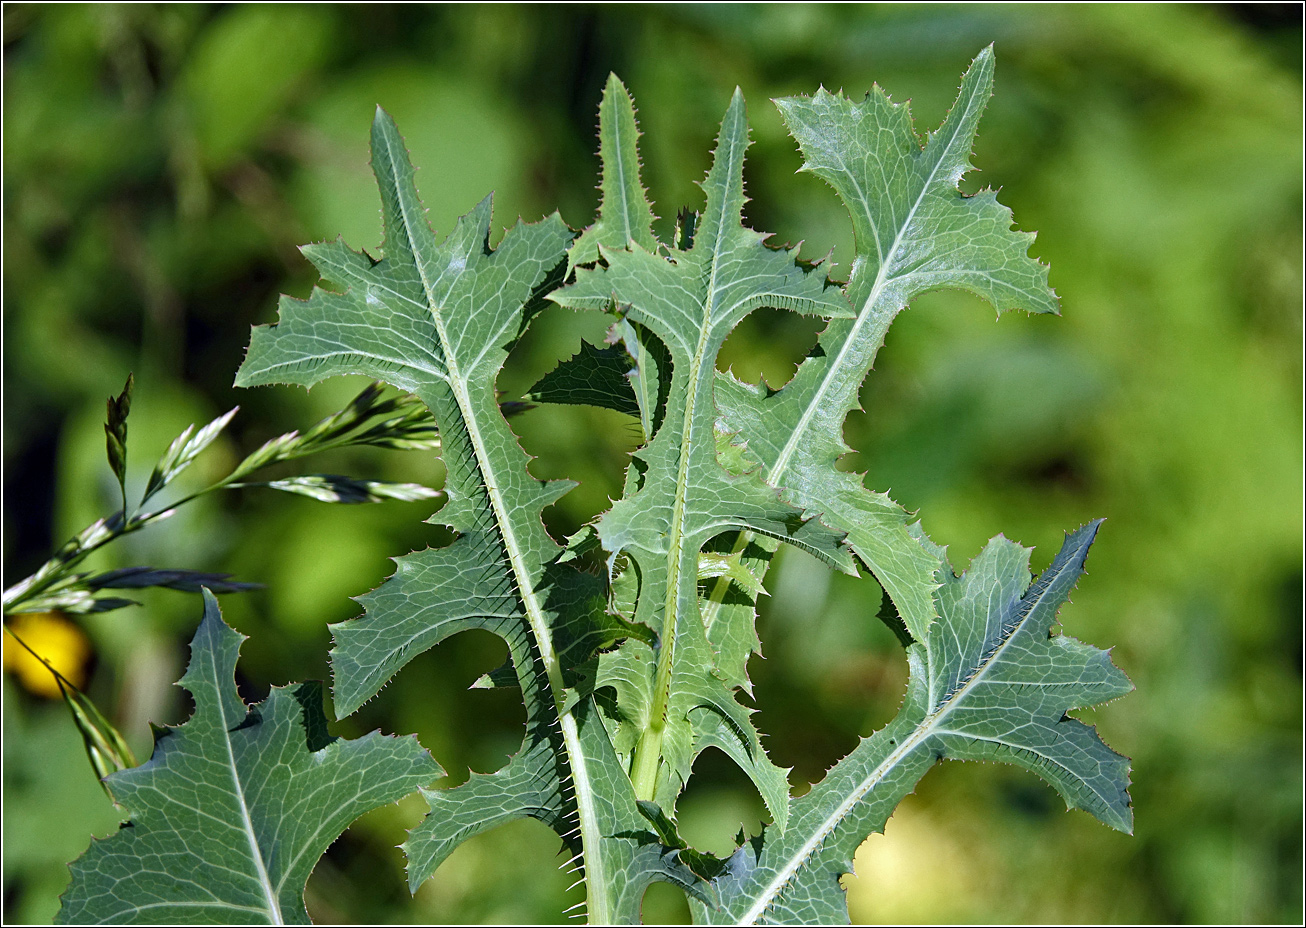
[{"x1": 58, "y1": 47, "x2": 1132, "y2": 924}]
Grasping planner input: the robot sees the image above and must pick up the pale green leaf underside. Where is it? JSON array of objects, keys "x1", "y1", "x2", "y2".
[
  {"x1": 522, "y1": 347, "x2": 774, "y2": 696},
  {"x1": 569, "y1": 73, "x2": 660, "y2": 273},
  {"x1": 551, "y1": 85, "x2": 855, "y2": 827},
  {"x1": 236, "y1": 109, "x2": 575, "y2": 715},
  {"x1": 717, "y1": 46, "x2": 1059, "y2": 647},
  {"x1": 236, "y1": 108, "x2": 711, "y2": 922},
  {"x1": 697, "y1": 521, "x2": 1132, "y2": 925},
  {"x1": 573, "y1": 696, "x2": 724, "y2": 922},
  {"x1": 58, "y1": 591, "x2": 440, "y2": 925}
]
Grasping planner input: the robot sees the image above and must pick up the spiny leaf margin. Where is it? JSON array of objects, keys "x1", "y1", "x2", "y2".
[
  {"x1": 696, "y1": 521, "x2": 1132, "y2": 925},
  {"x1": 57, "y1": 590, "x2": 441, "y2": 926}
]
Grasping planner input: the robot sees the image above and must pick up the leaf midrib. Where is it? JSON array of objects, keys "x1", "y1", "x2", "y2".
[
  {"x1": 207, "y1": 649, "x2": 284, "y2": 925},
  {"x1": 766, "y1": 84, "x2": 978, "y2": 488},
  {"x1": 638, "y1": 109, "x2": 745, "y2": 794},
  {"x1": 611, "y1": 91, "x2": 638, "y2": 247},
  {"x1": 378, "y1": 127, "x2": 610, "y2": 922},
  {"x1": 737, "y1": 553, "x2": 1059, "y2": 924}
]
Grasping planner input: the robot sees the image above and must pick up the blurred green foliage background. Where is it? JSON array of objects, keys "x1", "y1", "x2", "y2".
[{"x1": 3, "y1": 3, "x2": 1301, "y2": 924}]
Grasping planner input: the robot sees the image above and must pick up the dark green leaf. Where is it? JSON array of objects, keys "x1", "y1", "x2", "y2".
[
  {"x1": 85, "y1": 567, "x2": 261, "y2": 594},
  {"x1": 525, "y1": 340, "x2": 640, "y2": 416}
]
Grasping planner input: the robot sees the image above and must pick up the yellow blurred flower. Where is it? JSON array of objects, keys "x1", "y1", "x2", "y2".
[{"x1": 3, "y1": 612, "x2": 92, "y2": 697}]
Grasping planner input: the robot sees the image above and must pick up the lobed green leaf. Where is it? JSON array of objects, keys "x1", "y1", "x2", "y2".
[
  {"x1": 552, "y1": 84, "x2": 856, "y2": 828},
  {"x1": 236, "y1": 106, "x2": 715, "y2": 921},
  {"x1": 697, "y1": 522, "x2": 1132, "y2": 924},
  {"x1": 58, "y1": 591, "x2": 440, "y2": 925},
  {"x1": 717, "y1": 46, "x2": 1059, "y2": 647}
]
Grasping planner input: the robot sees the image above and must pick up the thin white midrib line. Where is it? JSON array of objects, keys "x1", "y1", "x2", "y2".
[
  {"x1": 276, "y1": 755, "x2": 405, "y2": 899},
  {"x1": 836, "y1": 157, "x2": 882, "y2": 269},
  {"x1": 211, "y1": 650, "x2": 284, "y2": 925},
  {"x1": 645, "y1": 297, "x2": 715, "y2": 763},
  {"x1": 381, "y1": 129, "x2": 607, "y2": 911},
  {"x1": 313, "y1": 256, "x2": 451, "y2": 378},
  {"x1": 648, "y1": 116, "x2": 742, "y2": 748},
  {"x1": 633, "y1": 336, "x2": 656, "y2": 436},
  {"x1": 611, "y1": 96, "x2": 636, "y2": 245},
  {"x1": 930, "y1": 729, "x2": 1080, "y2": 780},
  {"x1": 735, "y1": 702, "x2": 934, "y2": 925},
  {"x1": 254, "y1": 349, "x2": 447, "y2": 387},
  {"x1": 381, "y1": 130, "x2": 563, "y2": 684},
  {"x1": 275, "y1": 817, "x2": 332, "y2": 900},
  {"x1": 766, "y1": 93, "x2": 975, "y2": 488},
  {"x1": 117, "y1": 900, "x2": 272, "y2": 916},
  {"x1": 929, "y1": 725, "x2": 1116, "y2": 815},
  {"x1": 740, "y1": 560, "x2": 1059, "y2": 924}
]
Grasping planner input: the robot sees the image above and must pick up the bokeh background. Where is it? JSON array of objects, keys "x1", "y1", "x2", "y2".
[{"x1": 3, "y1": 4, "x2": 1301, "y2": 924}]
